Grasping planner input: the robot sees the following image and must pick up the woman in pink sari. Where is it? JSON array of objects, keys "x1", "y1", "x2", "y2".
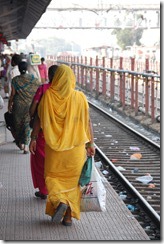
[{"x1": 29, "y1": 65, "x2": 58, "y2": 199}]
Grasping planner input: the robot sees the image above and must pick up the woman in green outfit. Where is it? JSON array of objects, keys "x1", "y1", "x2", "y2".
[{"x1": 8, "y1": 61, "x2": 40, "y2": 154}]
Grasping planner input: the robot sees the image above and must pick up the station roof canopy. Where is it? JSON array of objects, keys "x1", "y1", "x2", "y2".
[{"x1": 0, "y1": 0, "x2": 52, "y2": 42}]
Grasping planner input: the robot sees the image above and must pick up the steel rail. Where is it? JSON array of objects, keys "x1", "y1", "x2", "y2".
[{"x1": 95, "y1": 144, "x2": 160, "y2": 228}]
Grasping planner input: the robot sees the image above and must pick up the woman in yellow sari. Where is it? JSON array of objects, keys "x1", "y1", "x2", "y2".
[{"x1": 29, "y1": 64, "x2": 95, "y2": 226}]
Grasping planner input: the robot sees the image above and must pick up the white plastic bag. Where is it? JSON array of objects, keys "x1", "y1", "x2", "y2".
[
  {"x1": 80, "y1": 157, "x2": 106, "y2": 212},
  {"x1": 0, "y1": 95, "x2": 4, "y2": 109},
  {"x1": 136, "y1": 175, "x2": 153, "y2": 184}
]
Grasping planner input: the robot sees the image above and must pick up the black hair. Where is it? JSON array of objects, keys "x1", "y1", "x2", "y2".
[
  {"x1": 18, "y1": 61, "x2": 28, "y2": 74},
  {"x1": 48, "y1": 65, "x2": 58, "y2": 82},
  {"x1": 41, "y1": 57, "x2": 45, "y2": 62},
  {"x1": 11, "y1": 54, "x2": 22, "y2": 66}
]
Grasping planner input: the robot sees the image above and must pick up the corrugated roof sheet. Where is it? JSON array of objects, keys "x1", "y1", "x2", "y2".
[{"x1": 0, "y1": 0, "x2": 52, "y2": 41}]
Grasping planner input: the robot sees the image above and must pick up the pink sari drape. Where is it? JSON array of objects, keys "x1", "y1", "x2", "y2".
[
  {"x1": 30, "y1": 131, "x2": 48, "y2": 194},
  {"x1": 30, "y1": 83, "x2": 50, "y2": 195}
]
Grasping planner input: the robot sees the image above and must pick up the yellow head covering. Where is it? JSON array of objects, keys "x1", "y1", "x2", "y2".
[{"x1": 38, "y1": 64, "x2": 91, "y2": 151}]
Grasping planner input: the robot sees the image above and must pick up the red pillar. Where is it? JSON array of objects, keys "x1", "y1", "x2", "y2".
[
  {"x1": 151, "y1": 77, "x2": 155, "y2": 122},
  {"x1": 78, "y1": 57, "x2": 81, "y2": 85},
  {"x1": 131, "y1": 58, "x2": 135, "y2": 108},
  {"x1": 81, "y1": 56, "x2": 84, "y2": 87},
  {"x1": 119, "y1": 72, "x2": 123, "y2": 105},
  {"x1": 120, "y1": 57, "x2": 123, "y2": 69},
  {"x1": 110, "y1": 58, "x2": 114, "y2": 102},
  {"x1": 85, "y1": 56, "x2": 87, "y2": 87},
  {"x1": 145, "y1": 77, "x2": 149, "y2": 116},
  {"x1": 145, "y1": 58, "x2": 149, "y2": 71},
  {"x1": 135, "y1": 76, "x2": 139, "y2": 116},
  {"x1": 122, "y1": 73, "x2": 126, "y2": 109},
  {"x1": 96, "y1": 56, "x2": 99, "y2": 97},
  {"x1": 90, "y1": 57, "x2": 93, "y2": 92},
  {"x1": 102, "y1": 57, "x2": 106, "y2": 96}
]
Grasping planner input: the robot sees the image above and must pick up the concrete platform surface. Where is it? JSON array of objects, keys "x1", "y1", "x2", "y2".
[{"x1": 0, "y1": 96, "x2": 150, "y2": 241}]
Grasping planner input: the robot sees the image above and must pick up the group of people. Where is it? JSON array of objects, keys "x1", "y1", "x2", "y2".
[
  {"x1": 4, "y1": 54, "x2": 96, "y2": 227},
  {"x1": 0, "y1": 54, "x2": 48, "y2": 99},
  {"x1": 0, "y1": 53, "x2": 22, "y2": 98}
]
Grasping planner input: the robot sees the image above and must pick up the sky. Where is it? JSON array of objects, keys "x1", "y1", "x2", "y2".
[
  {"x1": 15, "y1": 0, "x2": 159, "y2": 54},
  {"x1": 48, "y1": 0, "x2": 160, "y2": 7}
]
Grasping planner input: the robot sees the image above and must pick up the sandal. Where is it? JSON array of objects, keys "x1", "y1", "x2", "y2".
[
  {"x1": 16, "y1": 142, "x2": 24, "y2": 150},
  {"x1": 52, "y1": 203, "x2": 68, "y2": 223},
  {"x1": 23, "y1": 145, "x2": 29, "y2": 154},
  {"x1": 62, "y1": 216, "x2": 72, "y2": 226},
  {"x1": 19, "y1": 144, "x2": 24, "y2": 150},
  {"x1": 35, "y1": 191, "x2": 47, "y2": 200}
]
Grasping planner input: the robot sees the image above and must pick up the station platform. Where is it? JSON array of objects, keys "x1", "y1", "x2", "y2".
[{"x1": 0, "y1": 97, "x2": 150, "y2": 241}]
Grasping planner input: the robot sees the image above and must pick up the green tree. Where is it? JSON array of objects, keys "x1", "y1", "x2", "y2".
[{"x1": 112, "y1": 28, "x2": 143, "y2": 50}]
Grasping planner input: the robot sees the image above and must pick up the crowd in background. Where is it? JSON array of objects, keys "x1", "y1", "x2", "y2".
[{"x1": 0, "y1": 52, "x2": 48, "y2": 99}]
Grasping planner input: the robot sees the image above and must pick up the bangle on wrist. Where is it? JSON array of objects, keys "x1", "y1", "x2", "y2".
[{"x1": 86, "y1": 142, "x2": 94, "y2": 148}]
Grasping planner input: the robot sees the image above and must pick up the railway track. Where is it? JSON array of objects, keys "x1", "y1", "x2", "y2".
[{"x1": 89, "y1": 101, "x2": 160, "y2": 240}]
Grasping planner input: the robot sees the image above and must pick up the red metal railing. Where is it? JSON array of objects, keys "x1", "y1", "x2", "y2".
[{"x1": 46, "y1": 55, "x2": 160, "y2": 122}]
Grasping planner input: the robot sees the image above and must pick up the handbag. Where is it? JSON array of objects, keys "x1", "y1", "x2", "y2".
[
  {"x1": 4, "y1": 111, "x2": 14, "y2": 131},
  {"x1": 80, "y1": 159, "x2": 106, "y2": 212},
  {"x1": 79, "y1": 156, "x2": 92, "y2": 187}
]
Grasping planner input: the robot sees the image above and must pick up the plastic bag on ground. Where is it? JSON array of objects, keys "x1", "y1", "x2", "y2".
[
  {"x1": 116, "y1": 166, "x2": 126, "y2": 171},
  {"x1": 130, "y1": 153, "x2": 142, "y2": 160},
  {"x1": 135, "y1": 175, "x2": 153, "y2": 184}
]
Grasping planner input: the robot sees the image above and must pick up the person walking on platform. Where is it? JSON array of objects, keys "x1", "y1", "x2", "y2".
[
  {"x1": 3, "y1": 55, "x2": 12, "y2": 99},
  {"x1": 38, "y1": 57, "x2": 48, "y2": 84},
  {"x1": 29, "y1": 64, "x2": 95, "y2": 226},
  {"x1": 29, "y1": 65, "x2": 58, "y2": 200},
  {"x1": 8, "y1": 61, "x2": 40, "y2": 154},
  {"x1": 4, "y1": 53, "x2": 22, "y2": 99},
  {"x1": 10, "y1": 54, "x2": 21, "y2": 79},
  {"x1": 27, "y1": 53, "x2": 41, "y2": 84}
]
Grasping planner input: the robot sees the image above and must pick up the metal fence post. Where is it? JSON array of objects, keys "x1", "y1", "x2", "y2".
[
  {"x1": 96, "y1": 56, "x2": 99, "y2": 98},
  {"x1": 131, "y1": 58, "x2": 135, "y2": 108},
  {"x1": 90, "y1": 57, "x2": 93, "y2": 92},
  {"x1": 110, "y1": 58, "x2": 114, "y2": 102},
  {"x1": 135, "y1": 76, "x2": 139, "y2": 116},
  {"x1": 85, "y1": 56, "x2": 87, "y2": 88},
  {"x1": 145, "y1": 58, "x2": 149, "y2": 71},
  {"x1": 145, "y1": 77, "x2": 150, "y2": 116},
  {"x1": 81, "y1": 56, "x2": 84, "y2": 88},
  {"x1": 122, "y1": 73, "x2": 125, "y2": 109},
  {"x1": 151, "y1": 77, "x2": 155, "y2": 122},
  {"x1": 102, "y1": 57, "x2": 106, "y2": 96}
]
